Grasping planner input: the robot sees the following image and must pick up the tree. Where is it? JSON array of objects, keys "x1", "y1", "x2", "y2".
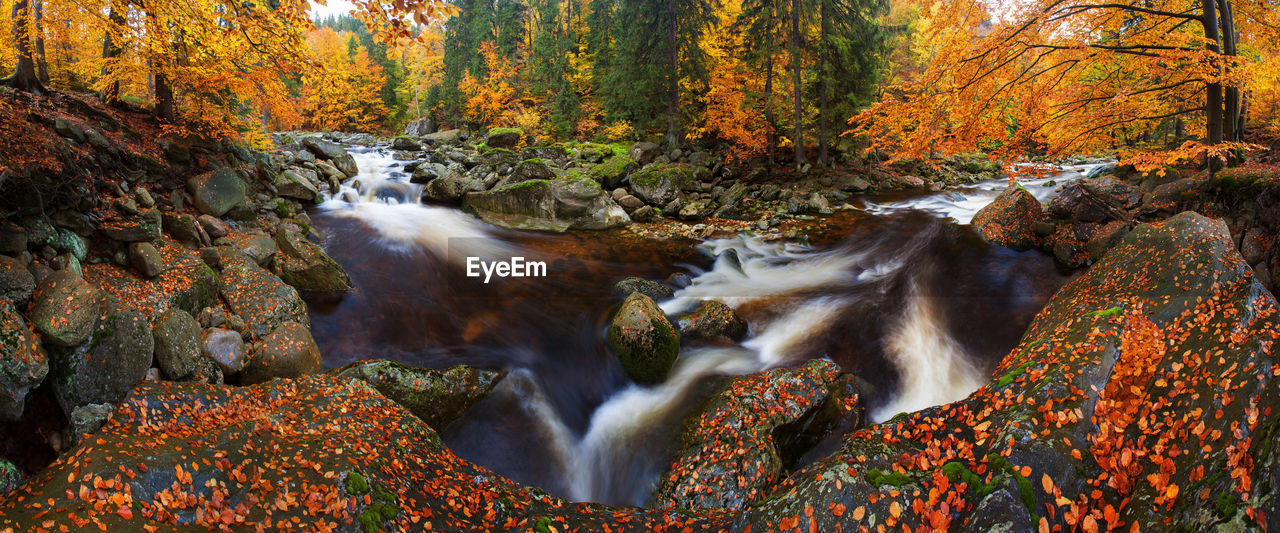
[
  {"x1": 301, "y1": 27, "x2": 390, "y2": 132},
  {"x1": 813, "y1": 0, "x2": 885, "y2": 166},
  {"x1": 4, "y1": 0, "x2": 46, "y2": 93}
]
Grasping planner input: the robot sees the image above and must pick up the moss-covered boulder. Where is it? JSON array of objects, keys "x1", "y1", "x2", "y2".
[
  {"x1": 48, "y1": 296, "x2": 154, "y2": 414},
  {"x1": 0, "y1": 300, "x2": 47, "y2": 421},
  {"x1": 275, "y1": 167, "x2": 322, "y2": 202},
  {"x1": 676, "y1": 300, "x2": 747, "y2": 341},
  {"x1": 302, "y1": 136, "x2": 359, "y2": 177},
  {"x1": 272, "y1": 226, "x2": 353, "y2": 292},
  {"x1": 628, "y1": 163, "x2": 699, "y2": 206},
  {"x1": 28, "y1": 270, "x2": 101, "y2": 348},
  {"x1": 215, "y1": 248, "x2": 309, "y2": 339},
  {"x1": 84, "y1": 238, "x2": 219, "y2": 323},
  {"x1": 463, "y1": 176, "x2": 630, "y2": 232},
  {"x1": 606, "y1": 292, "x2": 680, "y2": 384},
  {"x1": 588, "y1": 155, "x2": 637, "y2": 190},
  {"x1": 971, "y1": 185, "x2": 1044, "y2": 251},
  {"x1": 332, "y1": 360, "x2": 504, "y2": 431},
  {"x1": 612, "y1": 276, "x2": 673, "y2": 301},
  {"x1": 186, "y1": 168, "x2": 246, "y2": 217},
  {"x1": 151, "y1": 308, "x2": 200, "y2": 380},
  {"x1": 486, "y1": 127, "x2": 524, "y2": 149},
  {"x1": 239, "y1": 322, "x2": 321, "y2": 385}
]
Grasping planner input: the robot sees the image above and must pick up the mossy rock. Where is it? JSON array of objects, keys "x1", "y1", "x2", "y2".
[
  {"x1": 331, "y1": 360, "x2": 504, "y2": 432},
  {"x1": 606, "y1": 292, "x2": 680, "y2": 384}
]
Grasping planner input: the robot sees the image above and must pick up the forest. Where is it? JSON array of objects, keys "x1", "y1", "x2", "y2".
[{"x1": 4, "y1": 0, "x2": 1277, "y2": 168}]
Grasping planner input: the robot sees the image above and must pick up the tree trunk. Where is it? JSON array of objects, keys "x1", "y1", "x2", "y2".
[
  {"x1": 5, "y1": 0, "x2": 45, "y2": 94},
  {"x1": 665, "y1": 0, "x2": 680, "y2": 150},
  {"x1": 790, "y1": 0, "x2": 806, "y2": 166},
  {"x1": 33, "y1": 0, "x2": 48, "y2": 84},
  {"x1": 154, "y1": 72, "x2": 174, "y2": 122},
  {"x1": 1202, "y1": 0, "x2": 1222, "y2": 145},
  {"x1": 817, "y1": 0, "x2": 830, "y2": 167},
  {"x1": 101, "y1": 1, "x2": 126, "y2": 106},
  {"x1": 1216, "y1": 0, "x2": 1239, "y2": 141},
  {"x1": 765, "y1": 50, "x2": 777, "y2": 165}
]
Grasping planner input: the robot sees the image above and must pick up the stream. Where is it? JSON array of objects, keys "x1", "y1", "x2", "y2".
[{"x1": 304, "y1": 147, "x2": 1103, "y2": 507}]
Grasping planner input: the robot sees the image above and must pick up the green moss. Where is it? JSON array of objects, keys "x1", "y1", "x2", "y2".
[
  {"x1": 996, "y1": 361, "x2": 1034, "y2": 388},
  {"x1": 1215, "y1": 491, "x2": 1241, "y2": 519},
  {"x1": 940, "y1": 461, "x2": 999, "y2": 498},
  {"x1": 866, "y1": 468, "x2": 917, "y2": 487},
  {"x1": 498, "y1": 179, "x2": 552, "y2": 192},
  {"x1": 986, "y1": 453, "x2": 1036, "y2": 511},
  {"x1": 344, "y1": 472, "x2": 370, "y2": 494},
  {"x1": 533, "y1": 516, "x2": 554, "y2": 533},
  {"x1": 487, "y1": 127, "x2": 524, "y2": 138},
  {"x1": 1085, "y1": 306, "x2": 1124, "y2": 318}
]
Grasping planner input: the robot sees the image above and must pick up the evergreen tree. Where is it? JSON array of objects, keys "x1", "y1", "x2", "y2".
[
  {"x1": 813, "y1": 0, "x2": 885, "y2": 166},
  {"x1": 530, "y1": 0, "x2": 579, "y2": 135}
]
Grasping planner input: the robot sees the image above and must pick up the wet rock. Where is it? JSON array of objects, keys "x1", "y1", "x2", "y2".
[
  {"x1": 275, "y1": 168, "x2": 321, "y2": 201},
  {"x1": 424, "y1": 170, "x2": 484, "y2": 203},
  {"x1": 127, "y1": 242, "x2": 166, "y2": 278},
  {"x1": 606, "y1": 292, "x2": 680, "y2": 384},
  {"x1": 332, "y1": 360, "x2": 504, "y2": 431},
  {"x1": 186, "y1": 356, "x2": 225, "y2": 385},
  {"x1": 463, "y1": 177, "x2": 630, "y2": 232},
  {"x1": 628, "y1": 141, "x2": 663, "y2": 166},
  {"x1": 239, "y1": 322, "x2": 321, "y2": 385},
  {"x1": 805, "y1": 192, "x2": 830, "y2": 213},
  {"x1": 971, "y1": 185, "x2": 1044, "y2": 251},
  {"x1": 486, "y1": 127, "x2": 523, "y2": 149},
  {"x1": 676, "y1": 300, "x2": 747, "y2": 341},
  {"x1": 99, "y1": 209, "x2": 162, "y2": 242},
  {"x1": 631, "y1": 205, "x2": 657, "y2": 222},
  {"x1": 653, "y1": 360, "x2": 842, "y2": 510},
  {"x1": 391, "y1": 136, "x2": 422, "y2": 151},
  {"x1": 196, "y1": 215, "x2": 228, "y2": 239},
  {"x1": 0, "y1": 255, "x2": 35, "y2": 305},
  {"x1": 161, "y1": 213, "x2": 203, "y2": 246},
  {"x1": 1048, "y1": 177, "x2": 1139, "y2": 223},
  {"x1": 612, "y1": 277, "x2": 674, "y2": 301},
  {"x1": 216, "y1": 248, "x2": 310, "y2": 339},
  {"x1": 617, "y1": 195, "x2": 644, "y2": 210},
  {"x1": 69, "y1": 403, "x2": 113, "y2": 443},
  {"x1": 1085, "y1": 221, "x2": 1129, "y2": 262},
  {"x1": 48, "y1": 296, "x2": 153, "y2": 414},
  {"x1": 226, "y1": 232, "x2": 278, "y2": 268},
  {"x1": 587, "y1": 155, "x2": 637, "y2": 190},
  {"x1": 202, "y1": 327, "x2": 248, "y2": 376},
  {"x1": 84, "y1": 239, "x2": 219, "y2": 322},
  {"x1": 0, "y1": 300, "x2": 48, "y2": 421},
  {"x1": 410, "y1": 164, "x2": 439, "y2": 184},
  {"x1": 152, "y1": 308, "x2": 201, "y2": 380},
  {"x1": 679, "y1": 199, "x2": 708, "y2": 220},
  {"x1": 272, "y1": 226, "x2": 353, "y2": 291},
  {"x1": 302, "y1": 137, "x2": 358, "y2": 177},
  {"x1": 29, "y1": 270, "x2": 101, "y2": 347},
  {"x1": 630, "y1": 164, "x2": 699, "y2": 206},
  {"x1": 187, "y1": 168, "x2": 246, "y2": 217}
]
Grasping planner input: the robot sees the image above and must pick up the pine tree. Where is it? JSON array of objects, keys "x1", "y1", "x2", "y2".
[{"x1": 813, "y1": 0, "x2": 885, "y2": 166}]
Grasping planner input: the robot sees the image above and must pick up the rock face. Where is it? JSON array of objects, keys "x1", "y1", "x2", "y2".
[
  {"x1": 653, "y1": 360, "x2": 845, "y2": 510},
  {"x1": 606, "y1": 292, "x2": 680, "y2": 384},
  {"x1": 0, "y1": 300, "x2": 48, "y2": 421},
  {"x1": 29, "y1": 270, "x2": 101, "y2": 348},
  {"x1": 186, "y1": 168, "x2": 246, "y2": 217},
  {"x1": 272, "y1": 227, "x2": 353, "y2": 291},
  {"x1": 239, "y1": 322, "x2": 321, "y2": 384},
  {"x1": 676, "y1": 300, "x2": 748, "y2": 341},
  {"x1": 216, "y1": 249, "x2": 310, "y2": 339},
  {"x1": 48, "y1": 297, "x2": 154, "y2": 414},
  {"x1": 629, "y1": 164, "x2": 698, "y2": 206},
  {"x1": 302, "y1": 136, "x2": 358, "y2": 177},
  {"x1": 332, "y1": 360, "x2": 504, "y2": 431},
  {"x1": 152, "y1": 308, "x2": 201, "y2": 380},
  {"x1": 463, "y1": 177, "x2": 630, "y2": 232},
  {"x1": 84, "y1": 239, "x2": 219, "y2": 322},
  {"x1": 971, "y1": 184, "x2": 1045, "y2": 251}
]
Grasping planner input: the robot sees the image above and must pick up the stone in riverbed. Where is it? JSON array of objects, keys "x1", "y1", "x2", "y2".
[
  {"x1": 272, "y1": 226, "x2": 352, "y2": 291},
  {"x1": 630, "y1": 163, "x2": 700, "y2": 206},
  {"x1": 29, "y1": 270, "x2": 101, "y2": 347},
  {"x1": 152, "y1": 308, "x2": 201, "y2": 379},
  {"x1": 606, "y1": 292, "x2": 680, "y2": 384},
  {"x1": 275, "y1": 168, "x2": 321, "y2": 201},
  {"x1": 331, "y1": 360, "x2": 504, "y2": 431},
  {"x1": 676, "y1": 300, "x2": 747, "y2": 341},
  {"x1": 424, "y1": 170, "x2": 484, "y2": 204},
  {"x1": 612, "y1": 276, "x2": 673, "y2": 301},
  {"x1": 302, "y1": 136, "x2": 359, "y2": 177},
  {"x1": 48, "y1": 296, "x2": 154, "y2": 414},
  {"x1": 239, "y1": 322, "x2": 321, "y2": 385},
  {"x1": 971, "y1": 184, "x2": 1044, "y2": 251},
  {"x1": 391, "y1": 136, "x2": 422, "y2": 151},
  {"x1": 187, "y1": 168, "x2": 246, "y2": 217},
  {"x1": 463, "y1": 176, "x2": 630, "y2": 232},
  {"x1": 0, "y1": 300, "x2": 48, "y2": 421}
]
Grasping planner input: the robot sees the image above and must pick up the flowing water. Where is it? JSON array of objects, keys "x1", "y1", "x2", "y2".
[{"x1": 306, "y1": 147, "x2": 1096, "y2": 506}]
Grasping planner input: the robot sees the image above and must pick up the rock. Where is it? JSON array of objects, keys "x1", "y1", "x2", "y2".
[
  {"x1": 613, "y1": 277, "x2": 674, "y2": 301},
  {"x1": 134, "y1": 188, "x2": 155, "y2": 208},
  {"x1": 678, "y1": 199, "x2": 708, "y2": 220},
  {"x1": 617, "y1": 195, "x2": 644, "y2": 210},
  {"x1": 185, "y1": 356, "x2": 224, "y2": 385},
  {"x1": 654, "y1": 360, "x2": 842, "y2": 510},
  {"x1": 631, "y1": 206, "x2": 657, "y2": 222},
  {"x1": 0, "y1": 255, "x2": 35, "y2": 305},
  {"x1": 225, "y1": 232, "x2": 277, "y2": 267},
  {"x1": 54, "y1": 229, "x2": 86, "y2": 261},
  {"x1": 128, "y1": 242, "x2": 166, "y2": 278},
  {"x1": 606, "y1": 292, "x2": 680, "y2": 384},
  {"x1": 1032, "y1": 220, "x2": 1057, "y2": 237},
  {"x1": 0, "y1": 222, "x2": 27, "y2": 254},
  {"x1": 99, "y1": 209, "x2": 162, "y2": 242},
  {"x1": 391, "y1": 136, "x2": 422, "y2": 151},
  {"x1": 84, "y1": 239, "x2": 219, "y2": 322},
  {"x1": 188, "y1": 168, "x2": 247, "y2": 217},
  {"x1": 22, "y1": 217, "x2": 55, "y2": 249},
  {"x1": 971, "y1": 185, "x2": 1044, "y2": 251},
  {"x1": 152, "y1": 308, "x2": 201, "y2": 380},
  {"x1": 410, "y1": 165, "x2": 439, "y2": 184},
  {"x1": 48, "y1": 296, "x2": 153, "y2": 414},
  {"x1": 196, "y1": 215, "x2": 228, "y2": 239},
  {"x1": 486, "y1": 128, "x2": 523, "y2": 149},
  {"x1": 240, "y1": 322, "x2": 321, "y2": 385},
  {"x1": 1146, "y1": 177, "x2": 1199, "y2": 211},
  {"x1": 275, "y1": 168, "x2": 321, "y2": 201},
  {"x1": 587, "y1": 155, "x2": 638, "y2": 190},
  {"x1": 1046, "y1": 224, "x2": 1089, "y2": 268},
  {"x1": 161, "y1": 213, "x2": 203, "y2": 246},
  {"x1": 54, "y1": 118, "x2": 85, "y2": 142},
  {"x1": 676, "y1": 300, "x2": 747, "y2": 341},
  {"x1": 404, "y1": 118, "x2": 436, "y2": 136},
  {"x1": 424, "y1": 170, "x2": 484, "y2": 203},
  {"x1": 520, "y1": 147, "x2": 568, "y2": 168},
  {"x1": 0, "y1": 458, "x2": 19, "y2": 495},
  {"x1": 29, "y1": 270, "x2": 101, "y2": 347},
  {"x1": 0, "y1": 300, "x2": 48, "y2": 421},
  {"x1": 302, "y1": 137, "x2": 359, "y2": 177},
  {"x1": 805, "y1": 192, "x2": 830, "y2": 213},
  {"x1": 630, "y1": 164, "x2": 699, "y2": 206},
  {"x1": 628, "y1": 142, "x2": 663, "y2": 165},
  {"x1": 272, "y1": 227, "x2": 353, "y2": 291},
  {"x1": 216, "y1": 248, "x2": 310, "y2": 339},
  {"x1": 499, "y1": 159, "x2": 555, "y2": 188},
  {"x1": 202, "y1": 327, "x2": 248, "y2": 376},
  {"x1": 1085, "y1": 221, "x2": 1129, "y2": 262},
  {"x1": 69, "y1": 403, "x2": 114, "y2": 443},
  {"x1": 463, "y1": 177, "x2": 630, "y2": 232},
  {"x1": 1047, "y1": 177, "x2": 1139, "y2": 222},
  {"x1": 332, "y1": 360, "x2": 504, "y2": 431},
  {"x1": 423, "y1": 128, "x2": 462, "y2": 144},
  {"x1": 313, "y1": 160, "x2": 346, "y2": 182}
]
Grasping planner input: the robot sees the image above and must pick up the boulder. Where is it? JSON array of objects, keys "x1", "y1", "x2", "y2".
[
  {"x1": 152, "y1": 308, "x2": 201, "y2": 379},
  {"x1": 29, "y1": 270, "x2": 101, "y2": 347},
  {"x1": 48, "y1": 296, "x2": 154, "y2": 414},
  {"x1": 403, "y1": 117, "x2": 436, "y2": 137},
  {"x1": 676, "y1": 300, "x2": 747, "y2": 341},
  {"x1": 332, "y1": 360, "x2": 504, "y2": 431},
  {"x1": 521, "y1": 147, "x2": 568, "y2": 168},
  {"x1": 628, "y1": 141, "x2": 663, "y2": 166},
  {"x1": 606, "y1": 292, "x2": 680, "y2": 384},
  {"x1": 424, "y1": 170, "x2": 484, "y2": 203},
  {"x1": 302, "y1": 137, "x2": 359, "y2": 177},
  {"x1": 971, "y1": 184, "x2": 1045, "y2": 251},
  {"x1": 653, "y1": 360, "x2": 842, "y2": 510},
  {"x1": 629, "y1": 164, "x2": 699, "y2": 206},
  {"x1": 99, "y1": 209, "x2": 162, "y2": 242},
  {"x1": 463, "y1": 176, "x2": 631, "y2": 232},
  {"x1": 128, "y1": 242, "x2": 166, "y2": 278},
  {"x1": 202, "y1": 327, "x2": 248, "y2": 376},
  {"x1": 0, "y1": 222, "x2": 27, "y2": 254},
  {"x1": 275, "y1": 168, "x2": 321, "y2": 201},
  {"x1": 196, "y1": 215, "x2": 228, "y2": 239},
  {"x1": 216, "y1": 248, "x2": 310, "y2": 339},
  {"x1": 485, "y1": 127, "x2": 523, "y2": 149},
  {"x1": 612, "y1": 277, "x2": 674, "y2": 301},
  {"x1": 498, "y1": 159, "x2": 555, "y2": 188},
  {"x1": 54, "y1": 228, "x2": 87, "y2": 261},
  {"x1": 391, "y1": 136, "x2": 422, "y2": 151},
  {"x1": 631, "y1": 205, "x2": 658, "y2": 222},
  {"x1": 68, "y1": 403, "x2": 114, "y2": 443},
  {"x1": 161, "y1": 212, "x2": 203, "y2": 246},
  {"x1": 224, "y1": 232, "x2": 278, "y2": 267},
  {"x1": 0, "y1": 255, "x2": 35, "y2": 305},
  {"x1": 239, "y1": 322, "x2": 321, "y2": 385},
  {"x1": 1047, "y1": 177, "x2": 1139, "y2": 222},
  {"x1": 424, "y1": 128, "x2": 462, "y2": 144},
  {"x1": 0, "y1": 300, "x2": 48, "y2": 421},
  {"x1": 272, "y1": 226, "x2": 353, "y2": 291},
  {"x1": 617, "y1": 195, "x2": 644, "y2": 210},
  {"x1": 587, "y1": 155, "x2": 637, "y2": 190},
  {"x1": 410, "y1": 164, "x2": 440, "y2": 184},
  {"x1": 187, "y1": 168, "x2": 246, "y2": 217},
  {"x1": 84, "y1": 240, "x2": 219, "y2": 323}
]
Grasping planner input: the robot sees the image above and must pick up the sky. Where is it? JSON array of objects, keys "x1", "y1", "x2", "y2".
[{"x1": 310, "y1": 0, "x2": 356, "y2": 20}]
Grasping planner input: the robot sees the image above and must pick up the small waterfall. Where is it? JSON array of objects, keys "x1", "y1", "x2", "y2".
[{"x1": 867, "y1": 162, "x2": 1112, "y2": 223}]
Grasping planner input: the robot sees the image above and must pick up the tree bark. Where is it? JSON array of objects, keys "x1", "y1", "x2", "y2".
[
  {"x1": 33, "y1": 0, "x2": 48, "y2": 83},
  {"x1": 817, "y1": 0, "x2": 830, "y2": 167},
  {"x1": 101, "y1": 0, "x2": 127, "y2": 106},
  {"x1": 5, "y1": 0, "x2": 45, "y2": 94},
  {"x1": 665, "y1": 0, "x2": 681, "y2": 150},
  {"x1": 1216, "y1": 0, "x2": 1239, "y2": 141},
  {"x1": 154, "y1": 72, "x2": 175, "y2": 122},
  {"x1": 790, "y1": 0, "x2": 806, "y2": 166},
  {"x1": 1202, "y1": 0, "x2": 1222, "y2": 145},
  {"x1": 765, "y1": 47, "x2": 777, "y2": 165}
]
